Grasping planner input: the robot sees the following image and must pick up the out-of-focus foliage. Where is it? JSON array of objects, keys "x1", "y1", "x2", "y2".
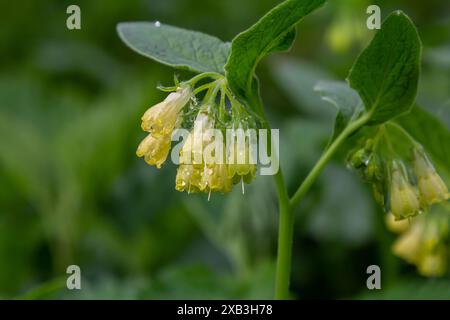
[{"x1": 0, "y1": 0, "x2": 449, "y2": 299}]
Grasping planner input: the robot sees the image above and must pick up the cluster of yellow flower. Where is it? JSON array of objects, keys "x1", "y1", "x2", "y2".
[
  {"x1": 389, "y1": 148, "x2": 449, "y2": 220},
  {"x1": 348, "y1": 127, "x2": 449, "y2": 221},
  {"x1": 349, "y1": 126, "x2": 449, "y2": 276},
  {"x1": 176, "y1": 111, "x2": 256, "y2": 194},
  {"x1": 387, "y1": 211, "x2": 449, "y2": 276},
  {"x1": 136, "y1": 80, "x2": 257, "y2": 195}
]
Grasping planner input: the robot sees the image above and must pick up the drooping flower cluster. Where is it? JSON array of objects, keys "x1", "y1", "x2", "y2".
[
  {"x1": 348, "y1": 123, "x2": 450, "y2": 276},
  {"x1": 348, "y1": 125, "x2": 449, "y2": 221},
  {"x1": 387, "y1": 209, "x2": 449, "y2": 277},
  {"x1": 175, "y1": 111, "x2": 257, "y2": 195},
  {"x1": 176, "y1": 110, "x2": 233, "y2": 194},
  {"x1": 136, "y1": 75, "x2": 258, "y2": 195}
]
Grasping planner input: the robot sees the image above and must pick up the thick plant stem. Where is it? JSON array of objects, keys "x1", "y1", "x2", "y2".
[
  {"x1": 274, "y1": 173, "x2": 293, "y2": 299},
  {"x1": 250, "y1": 95, "x2": 293, "y2": 299},
  {"x1": 290, "y1": 114, "x2": 370, "y2": 208},
  {"x1": 248, "y1": 90, "x2": 369, "y2": 300},
  {"x1": 273, "y1": 114, "x2": 370, "y2": 299}
]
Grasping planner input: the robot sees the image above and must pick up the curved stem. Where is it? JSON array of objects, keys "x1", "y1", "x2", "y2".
[
  {"x1": 290, "y1": 113, "x2": 370, "y2": 208},
  {"x1": 193, "y1": 82, "x2": 215, "y2": 95},
  {"x1": 249, "y1": 90, "x2": 370, "y2": 299},
  {"x1": 274, "y1": 115, "x2": 369, "y2": 298},
  {"x1": 187, "y1": 72, "x2": 223, "y2": 86}
]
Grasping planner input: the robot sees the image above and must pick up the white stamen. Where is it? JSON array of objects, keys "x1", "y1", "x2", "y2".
[
  {"x1": 155, "y1": 21, "x2": 161, "y2": 27},
  {"x1": 241, "y1": 179, "x2": 245, "y2": 194},
  {"x1": 208, "y1": 190, "x2": 211, "y2": 201}
]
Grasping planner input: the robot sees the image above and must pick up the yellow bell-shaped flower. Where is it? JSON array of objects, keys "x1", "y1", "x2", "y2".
[
  {"x1": 413, "y1": 148, "x2": 449, "y2": 206},
  {"x1": 175, "y1": 164, "x2": 203, "y2": 193},
  {"x1": 418, "y1": 248, "x2": 446, "y2": 277},
  {"x1": 136, "y1": 134, "x2": 171, "y2": 168},
  {"x1": 179, "y1": 111, "x2": 214, "y2": 165},
  {"x1": 389, "y1": 161, "x2": 421, "y2": 220},
  {"x1": 392, "y1": 213, "x2": 448, "y2": 277},
  {"x1": 200, "y1": 163, "x2": 232, "y2": 193},
  {"x1": 141, "y1": 86, "x2": 191, "y2": 137},
  {"x1": 392, "y1": 221, "x2": 423, "y2": 264},
  {"x1": 227, "y1": 135, "x2": 257, "y2": 184},
  {"x1": 385, "y1": 213, "x2": 410, "y2": 233}
]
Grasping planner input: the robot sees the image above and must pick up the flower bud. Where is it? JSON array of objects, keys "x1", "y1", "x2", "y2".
[
  {"x1": 365, "y1": 154, "x2": 381, "y2": 181},
  {"x1": 349, "y1": 148, "x2": 368, "y2": 169}
]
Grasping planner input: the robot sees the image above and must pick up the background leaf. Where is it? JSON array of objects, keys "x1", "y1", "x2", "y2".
[
  {"x1": 271, "y1": 58, "x2": 335, "y2": 119},
  {"x1": 347, "y1": 11, "x2": 421, "y2": 124},
  {"x1": 358, "y1": 278, "x2": 450, "y2": 300},
  {"x1": 225, "y1": 0, "x2": 326, "y2": 99},
  {"x1": 117, "y1": 22, "x2": 230, "y2": 74},
  {"x1": 396, "y1": 105, "x2": 450, "y2": 180},
  {"x1": 314, "y1": 80, "x2": 364, "y2": 142}
]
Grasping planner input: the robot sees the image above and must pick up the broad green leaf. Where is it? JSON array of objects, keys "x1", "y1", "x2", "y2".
[
  {"x1": 347, "y1": 11, "x2": 422, "y2": 124},
  {"x1": 270, "y1": 27, "x2": 297, "y2": 52},
  {"x1": 314, "y1": 80, "x2": 364, "y2": 142},
  {"x1": 271, "y1": 58, "x2": 335, "y2": 119},
  {"x1": 396, "y1": 105, "x2": 450, "y2": 180},
  {"x1": 225, "y1": 0, "x2": 326, "y2": 99},
  {"x1": 117, "y1": 22, "x2": 230, "y2": 74}
]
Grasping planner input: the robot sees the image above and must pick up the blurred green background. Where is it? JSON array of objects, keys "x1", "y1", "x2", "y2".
[{"x1": 0, "y1": 0, "x2": 449, "y2": 299}]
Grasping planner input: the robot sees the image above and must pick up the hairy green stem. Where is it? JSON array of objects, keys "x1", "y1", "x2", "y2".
[
  {"x1": 250, "y1": 93, "x2": 293, "y2": 299},
  {"x1": 274, "y1": 170, "x2": 293, "y2": 299},
  {"x1": 274, "y1": 114, "x2": 369, "y2": 299},
  {"x1": 290, "y1": 114, "x2": 370, "y2": 208},
  {"x1": 249, "y1": 87, "x2": 369, "y2": 299},
  {"x1": 187, "y1": 72, "x2": 223, "y2": 85}
]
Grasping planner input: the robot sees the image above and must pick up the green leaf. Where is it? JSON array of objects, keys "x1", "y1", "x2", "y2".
[
  {"x1": 314, "y1": 80, "x2": 364, "y2": 142},
  {"x1": 117, "y1": 22, "x2": 230, "y2": 74},
  {"x1": 225, "y1": 0, "x2": 326, "y2": 99},
  {"x1": 270, "y1": 27, "x2": 297, "y2": 52},
  {"x1": 271, "y1": 58, "x2": 335, "y2": 119},
  {"x1": 396, "y1": 105, "x2": 450, "y2": 179},
  {"x1": 347, "y1": 11, "x2": 422, "y2": 124}
]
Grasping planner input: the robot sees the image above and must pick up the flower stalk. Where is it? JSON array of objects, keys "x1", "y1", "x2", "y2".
[{"x1": 252, "y1": 91, "x2": 371, "y2": 299}]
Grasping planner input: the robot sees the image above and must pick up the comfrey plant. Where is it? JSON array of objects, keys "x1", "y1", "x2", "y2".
[{"x1": 118, "y1": 0, "x2": 449, "y2": 298}]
